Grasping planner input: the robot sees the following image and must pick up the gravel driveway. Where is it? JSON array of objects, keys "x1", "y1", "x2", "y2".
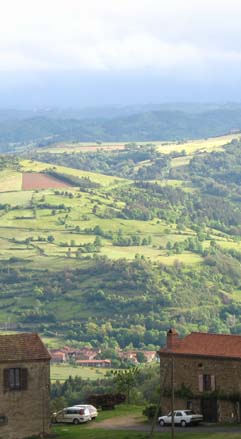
[{"x1": 88, "y1": 414, "x2": 241, "y2": 434}]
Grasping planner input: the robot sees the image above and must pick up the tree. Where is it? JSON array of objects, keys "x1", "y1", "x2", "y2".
[
  {"x1": 111, "y1": 367, "x2": 140, "y2": 404},
  {"x1": 47, "y1": 235, "x2": 55, "y2": 243},
  {"x1": 94, "y1": 236, "x2": 102, "y2": 248},
  {"x1": 136, "y1": 351, "x2": 147, "y2": 364}
]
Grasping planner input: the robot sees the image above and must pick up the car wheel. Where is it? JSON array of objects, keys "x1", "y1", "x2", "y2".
[
  {"x1": 159, "y1": 419, "x2": 165, "y2": 427},
  {"x1": 73, "y1": 418, "x2": 80, "y2": 425},
  {"x1": 181, "y1": 420, "x2": 187, "y2": 427}
]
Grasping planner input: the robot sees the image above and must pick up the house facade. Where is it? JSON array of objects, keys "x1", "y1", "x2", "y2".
[
  {"x1": 0, "y1": 333, "x2": 51, "y2": 439},
  {"x1": 76, "y1": 359, "x2": 111, "y2": 367},
  {"x1": 49, "y1": 346, "x2": 101, "y2": 363},
  {"x1": 158, "y1": 329, "x2": 241, "y2": 423}
]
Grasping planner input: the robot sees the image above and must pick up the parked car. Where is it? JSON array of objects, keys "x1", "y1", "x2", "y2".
[
  {"x1": 158, "y1": 410, "x2": 203, "y2": 427},
  {"x1": 51, "y1": 406, "x2": 91, "y2": 424},
  {"x1": 74, "y1": 404, "x2": 98, "y2": 419}
]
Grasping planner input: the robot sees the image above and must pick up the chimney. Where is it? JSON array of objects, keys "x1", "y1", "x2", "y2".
[{"x1": 166, "y1": 328, "x2": 179, "y2": 350}]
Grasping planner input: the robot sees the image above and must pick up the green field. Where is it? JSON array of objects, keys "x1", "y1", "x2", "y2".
[
  {"x1": 20, "y1": 159, "x2": 126, "y2": 187},
  {"x1": 0, "y1": 169, "x2": 22, "y2": 192},
  {"x1": 37, "y1": 133, "x2": 241, "y2": 156},
  {"x1": 0, "y1": 162, "x2": 201, "y2": 266},
  {"x1": 156, "y1": 133, "x2": 241, "y2": 155},
  {"x1": 51, "y1": 364, "x2": 108, "y2": 382},
  {"x1": 2, "y1": 134, "x2": 241, "y2": 350}
]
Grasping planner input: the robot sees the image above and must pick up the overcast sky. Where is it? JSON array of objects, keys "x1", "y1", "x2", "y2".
[{"x1": 1, "y1": 0, "x2": 241, "y2": 107}]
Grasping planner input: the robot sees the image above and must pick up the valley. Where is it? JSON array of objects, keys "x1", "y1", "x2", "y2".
[{"x1": 1, "y1": 134, "x2": 241, "y2": 352}]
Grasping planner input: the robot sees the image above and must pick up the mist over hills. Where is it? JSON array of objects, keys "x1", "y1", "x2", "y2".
[{"x1": 1, "y1": 104, "x2": 241, "y2": 151}]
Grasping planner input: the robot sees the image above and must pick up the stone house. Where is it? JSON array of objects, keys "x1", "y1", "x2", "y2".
[
  {"x1": 49, "y1": 349, "x2": 67, "y2": 363},
  {"x1": 0, "y1": 333, "x2": 51, "y2": 439},
  {"x1": 142, "y1": 351, "x2": 157, "y2": 363},
  {"x1": 52, "y1": 346, "x2": 101, "y2": 362},
  {"x1": 158, "y1": 329, "x2": 241, "y2": 423},
  {"x1": 76, "y1": 359, "x2": 111, "y2": 367}
]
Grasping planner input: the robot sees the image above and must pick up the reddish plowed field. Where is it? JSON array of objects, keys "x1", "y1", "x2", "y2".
[{"x1": 22, "y1": 173, "x2": 72, "y2": 190}]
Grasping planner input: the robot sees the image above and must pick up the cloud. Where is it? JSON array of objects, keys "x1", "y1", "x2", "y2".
[{"x1": 1, "y1": 0, "x2": 241, "y2": 76}]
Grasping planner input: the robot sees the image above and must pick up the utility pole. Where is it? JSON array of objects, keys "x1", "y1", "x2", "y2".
[
  {"x1": 149, "y1": 360, "x2": 169, "y2": 438},
  {"x1": 171, "y1": 355, "x2": 175, "y2": 439}
]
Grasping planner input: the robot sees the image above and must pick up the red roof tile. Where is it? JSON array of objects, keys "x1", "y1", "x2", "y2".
[
  {"x1": 76, "y1": 359, "x2": 111, "y2": 364},
  {"x1": 0, "y1": 333, "x2": 51, "y2": 362},
  {"x1": 159, "y1": 332, "x2": 241, "y2": 360}
]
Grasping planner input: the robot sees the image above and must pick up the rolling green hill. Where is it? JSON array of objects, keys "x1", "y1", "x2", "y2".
[{"x1": 2, "y1": 137, "x2": 241, "y2": 350}]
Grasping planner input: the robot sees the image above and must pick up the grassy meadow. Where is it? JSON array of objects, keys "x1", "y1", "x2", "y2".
[
  {"x1": 0, "y1": 144, "x2": 239, "y2": 269},
  {"x1": 51, "y1": 364, "x2": 108, "y2": 382},
  {"x1": 2, "y1": 135, "x2": 241, "y2": 349},
  {"x1": 0, "y1": 160, "x2": 204, "y2": 267},
  {"x1": 20, "y1": 159, "x2": 126, "y2": 187}
]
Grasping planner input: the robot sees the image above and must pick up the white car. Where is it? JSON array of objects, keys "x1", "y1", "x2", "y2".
[
  {"x1": 52, "y1": 406, "x2": 91, "y2": 424},
  {"x1": 158, "y1": 410, "x2": 203, "y2": 427},
  {"x1": 74, "y1": 404, "x2": 98, "y2": 419}
]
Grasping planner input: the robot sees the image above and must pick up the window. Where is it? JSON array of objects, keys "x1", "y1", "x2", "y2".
[
  {"x1": 203, "y1": 374, "x2": 212, "y2": 391},
  {"x1": 9, "y1": 368, "x2": 20, "y2": 390},
  {"x1": 184, "y1": 410, "x2": 194, "y2": 415},
  {"x1": 3, "y1": 368, "x2": 28, "y2": 392},
  {"x1": 198, "y1": 374, "x2": 215, "y2": 392}
]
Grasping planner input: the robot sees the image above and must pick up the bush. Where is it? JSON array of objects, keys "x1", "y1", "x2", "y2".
[{"x1": 143, "y1": 404, "x2": 162, "y2": 420}]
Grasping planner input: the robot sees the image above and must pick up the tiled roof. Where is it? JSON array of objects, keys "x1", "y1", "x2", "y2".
[
  {"x1": 0, "y1": 333, "x2": 51, "y2": 362},
  {"x1": 76, "y1": 359, "x2": 111, "y2": 364},
  {"x1": 50, "y1": 352, "x2": 65, "y2": 358},
  {"x1": 159, "y1": 332, "x2": 241, "y2": 359}
]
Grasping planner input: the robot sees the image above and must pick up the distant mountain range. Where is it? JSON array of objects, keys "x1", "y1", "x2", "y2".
[{"x1": 1, "y1": 104, "x2": 241, "y2": 150}]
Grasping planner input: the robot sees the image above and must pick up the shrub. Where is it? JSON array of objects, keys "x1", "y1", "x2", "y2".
[{"x1": 143, "y1": 404, "x2": 162, "y2": 420}]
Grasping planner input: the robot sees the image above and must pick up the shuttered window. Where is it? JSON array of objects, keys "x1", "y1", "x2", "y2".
[
  {"x1": 203, "y1": 374, "x2": 212, "y2": 391},
  {"x1": 3, "y1": 368, "x2": 28, "y2": 392},
  {"x1": 211, "y1": 375, "x2": 216, "y2": 391},
  {"x1": 198, "y1": 374, "x2": 203, "y2": 392},
  {"x1": 198, "y1": 374, "x2": 215, "y2": 392}
]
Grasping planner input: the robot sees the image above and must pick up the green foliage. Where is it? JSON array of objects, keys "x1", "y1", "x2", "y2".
[
  {"x1": 142, "y1": 404, "x2": 161, "y2": 419},
  {"x1": 111, "y1": 367, "x2": 140, "y2": 404},
  {"x1": 32, "y1": 145, "x2": 170, "y2": 180}
]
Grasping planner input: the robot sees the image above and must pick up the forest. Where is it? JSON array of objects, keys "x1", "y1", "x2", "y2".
[{"x1": 2, "y1": 105, "x2": 241, "y2": 151}]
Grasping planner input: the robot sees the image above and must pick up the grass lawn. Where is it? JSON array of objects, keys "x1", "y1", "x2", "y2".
[
  {"x1": 51, "y1": 428, "x2": 241, "y2": 439},
  {"x1": 51, "y1": 364, "x2": 107, "y2": 382}
]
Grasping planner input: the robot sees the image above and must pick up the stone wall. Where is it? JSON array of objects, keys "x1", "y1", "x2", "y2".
[
  {"x1": 159, "y1": 355, "x2": 241, "y2": 423},
  {"x1": 160, "y1": 396, "x2": 240, "y2": 423},
  {"x1": 160, "y1": 355, "x2": 241, "y2": 396},
  {"x1": 0, "y1": 360, "x2": 50, "y2": 439}
]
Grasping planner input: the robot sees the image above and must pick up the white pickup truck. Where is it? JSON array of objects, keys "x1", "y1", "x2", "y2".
[{"x1": 158, "y1": 410, "x2": 203, "y2": 427}]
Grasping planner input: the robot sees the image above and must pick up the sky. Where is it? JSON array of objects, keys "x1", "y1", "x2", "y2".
[{"x1": 1, "y1": 0, "x2": 241, "y2": 108}]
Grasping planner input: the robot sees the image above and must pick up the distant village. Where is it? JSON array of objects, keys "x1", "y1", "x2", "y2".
[{"x1": 49, "y1": 346, "x2": 157, "y2": 367}]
